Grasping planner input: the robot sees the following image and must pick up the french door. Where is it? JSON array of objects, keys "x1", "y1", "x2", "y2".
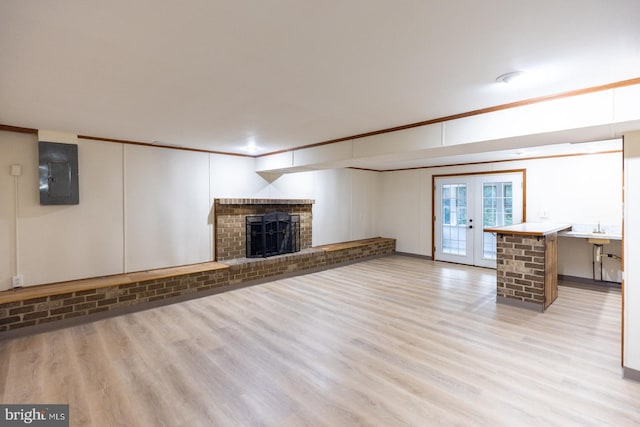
[{"x1": 434, "y1": 172, "x2": 523, "y2": 268}]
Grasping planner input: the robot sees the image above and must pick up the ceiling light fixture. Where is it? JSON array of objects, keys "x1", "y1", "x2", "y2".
[
  {"x1": 495, "y1": 71, "x2": 525, "y2": 84},
  {"x1": 245, "y1": 138, "x2": 258, "y2": 154}
]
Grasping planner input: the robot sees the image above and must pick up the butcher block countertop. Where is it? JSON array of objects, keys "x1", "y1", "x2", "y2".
[{"x1": 484, "y1": 223, "x2": 572, "y2": 237}]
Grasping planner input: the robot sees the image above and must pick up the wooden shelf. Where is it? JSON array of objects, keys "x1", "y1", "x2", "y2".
[
  {"x1": 315, "y1": 237, "x2": 395, "y2": 252},
  {"x1": 0, "y1": 262, "x2": 229, "y2": 305}
]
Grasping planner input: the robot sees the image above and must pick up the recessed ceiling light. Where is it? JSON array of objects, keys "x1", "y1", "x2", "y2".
[
  {"x1": 496, "y1": 71, "x2": 526, "y2": 84},
  {"x1": 245, "y1": 138, "x2": 258, "y2": 154}
]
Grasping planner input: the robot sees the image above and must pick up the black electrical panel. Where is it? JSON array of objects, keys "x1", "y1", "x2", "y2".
[{"x1": 39, "y1": 141, "x2": 79, "y2": 205}]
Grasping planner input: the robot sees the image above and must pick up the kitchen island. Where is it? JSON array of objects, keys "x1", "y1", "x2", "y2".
[{"x1": 484, "y1": 223, "x2": 571, "y2": 311}]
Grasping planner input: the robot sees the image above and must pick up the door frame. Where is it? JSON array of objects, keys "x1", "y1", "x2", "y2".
[
  {"x1": 431, "y1": 169, "x2": 527, "y2": 263},
  {"x1": 433, "y1": 176, "x2": 475, "y2": 265}
]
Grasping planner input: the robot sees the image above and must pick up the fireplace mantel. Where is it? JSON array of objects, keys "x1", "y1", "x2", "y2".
[{"x1": 216, "y1": 198, "x2": 315, "y2": 205}]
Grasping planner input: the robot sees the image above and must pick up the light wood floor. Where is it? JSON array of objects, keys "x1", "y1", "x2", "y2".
[{"x1": 1, "y1": 255, "x2": 638, "y2": 426}]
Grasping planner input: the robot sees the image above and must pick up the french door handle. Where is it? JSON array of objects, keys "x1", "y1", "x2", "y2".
[{"x1": 468, "y1": 225, "x2": 473, "y2": 229}]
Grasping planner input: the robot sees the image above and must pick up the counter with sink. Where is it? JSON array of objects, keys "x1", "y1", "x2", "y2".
[
  {"x1": 559, "y1": 230, "x2": 622, "y2": 245},
  {"x1": 558, "y1": 227, "x2": 622, "y2": 281},
  {"x1": 484, "y1": 222, "x2": 572, "y2": 311}
]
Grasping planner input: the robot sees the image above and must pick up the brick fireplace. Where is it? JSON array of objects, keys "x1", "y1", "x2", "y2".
[{"x1": 214, "y1": 198, "x2": 314, "y2": 261}]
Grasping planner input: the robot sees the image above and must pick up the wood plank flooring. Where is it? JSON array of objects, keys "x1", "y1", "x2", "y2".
[{"x1": 1, "y1": 255, "x2": 638, "y2": 426}]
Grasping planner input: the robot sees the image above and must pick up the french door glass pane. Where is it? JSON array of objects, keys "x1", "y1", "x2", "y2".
[
  {"x1": 442, "y1": 184, "x2": 467, "y2": 255},
  {"x1": 482, "y1": 182, "x2": 513, "y2": 259}
]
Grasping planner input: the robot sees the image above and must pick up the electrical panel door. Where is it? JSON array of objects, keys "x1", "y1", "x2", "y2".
[{"x1": 39, "y1": 141, "x2": 79, "y2": 205}]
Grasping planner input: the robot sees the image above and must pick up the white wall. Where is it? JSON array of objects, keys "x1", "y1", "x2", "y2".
[
  {"x1": 125, "y1": 145, "x2": 211, "y2": 272},
  {"x1": 624, "y1": 133, "x2": 640, "y2": 372},
  {"x1": 252, "y1": 168, "x2": 381, "y2": 246},
  {"x1": 350, "y1": 170, "x2": 380, "y2": 241},
  {"x1": 309, "y1": 169, "x2": 352, "y2": 245},
  {"x1": 0, "y1": 132, "x2": 33, "y2": 290},
  {"x1": 0, "y1": 131, "x2": 124, "y2": 288},
  {"x1": 0, "y1": 130, "x2": 381, "y2": 289},
  {"x1": 378, "y1": 169, "x2": 431, "y2": 255},
  {"x1": 523, "y1": 151, "x2": 622, "y2": 225},
  {"x1": 210, "y1": 154, "x2": 266, "y2": 198},
  {"x1": 210, "y1": 155, "x2": 381, "y2": 246},
  {"x1": 378, "y1": 149, "x2": 623, "y2": 281},
  {"x1": 524, "y1": 151, "x2": 622, "y2": 282}
]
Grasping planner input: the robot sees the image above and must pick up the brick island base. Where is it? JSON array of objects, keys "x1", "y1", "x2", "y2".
[
  {"x1": 495, "y1": 234, "x2": 548, "y2": 310},
  {"x1": 0, "y1": 237, "x2": 395, "y2": 338},
  {"x1": 486, "y1": 223, "x2": 570, "y2": 312}
]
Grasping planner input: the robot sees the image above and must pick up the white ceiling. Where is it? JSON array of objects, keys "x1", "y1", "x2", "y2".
[{"x1": 1, "y1": 1, "x2": 639, "y2": 165}]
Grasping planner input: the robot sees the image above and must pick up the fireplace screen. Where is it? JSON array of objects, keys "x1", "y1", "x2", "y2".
[{"x1": 246, "y1": 212, "x2": 300, "y2": 258}]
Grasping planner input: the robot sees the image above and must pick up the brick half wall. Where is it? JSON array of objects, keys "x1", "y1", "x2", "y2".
[
  {"x1": 1, "y1": 237, "x2": 395, "y2": 337},
  {"x1": 0, "y1": 269, "x2": 228, "y2": 332}
]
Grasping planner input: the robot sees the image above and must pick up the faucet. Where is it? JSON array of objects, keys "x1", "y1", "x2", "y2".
[{"x1": 594, "y1": 221, "x2": 603, "y2": 234}]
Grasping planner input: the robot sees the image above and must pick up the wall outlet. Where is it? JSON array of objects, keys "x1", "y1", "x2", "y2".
[{"x1": 11, "y1": 274, "x2": 24, "y2": 288}]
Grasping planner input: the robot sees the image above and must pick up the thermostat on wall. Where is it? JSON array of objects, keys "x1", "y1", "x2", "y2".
[{"x1": 10, "y1": 164, "x2": 22, "y2": 176}]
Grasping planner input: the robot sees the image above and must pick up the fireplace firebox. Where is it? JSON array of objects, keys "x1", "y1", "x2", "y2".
[{"x1": 246, "y1": 212, "x2": 300, "y2": 258}]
